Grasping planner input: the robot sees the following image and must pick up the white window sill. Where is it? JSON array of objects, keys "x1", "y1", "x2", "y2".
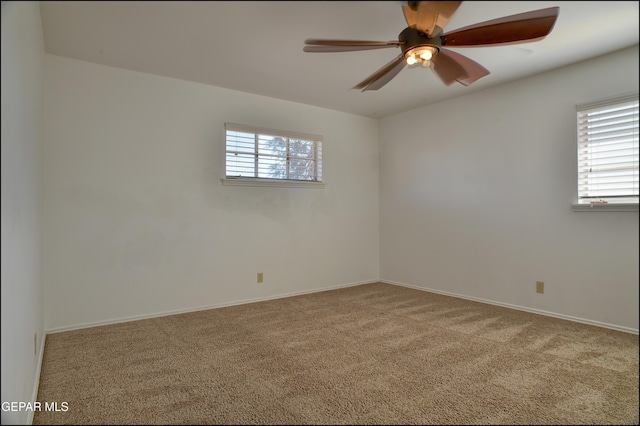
[
  {"x1": 221, "y1": 178, "x2": 325, "y2": 189},
  {"x1": 572, "y1": 203, "x2": 638, "y2": 212}
]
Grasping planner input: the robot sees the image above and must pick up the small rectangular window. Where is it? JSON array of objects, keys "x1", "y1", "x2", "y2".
[
  {"x1": 576, "y1": 93, "x2": 638, "y2": 206},
  {"x1": 224, "y1": 123, "x2": 323, "y2": 186}
]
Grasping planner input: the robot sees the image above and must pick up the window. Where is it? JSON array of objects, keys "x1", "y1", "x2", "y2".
[
  {"x1": 223, "y1": 123, "x2": 323, "y2": 187},
  {"x1": 574, "y1": 93, "x2": 638, "y2": 210}
]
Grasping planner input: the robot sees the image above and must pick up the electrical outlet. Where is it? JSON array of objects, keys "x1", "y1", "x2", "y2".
[
  {"x1": 257, "y1": 272, "x2": 263, "y2": 283},
  {"x1": 536, "y1": 281, "x2": 544, "y2": 294}
]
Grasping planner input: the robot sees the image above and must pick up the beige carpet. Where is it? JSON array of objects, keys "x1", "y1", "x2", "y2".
[{"x1": 34, "y1": 282, "x2": 638, "y2": 425}]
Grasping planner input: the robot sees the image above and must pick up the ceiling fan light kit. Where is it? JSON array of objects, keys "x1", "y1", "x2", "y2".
[
  {"x1": 303, "y1": 1, "x2": 559, "y2": 91},
  {"x1": 399, "y1": 27, "x2": 439, "y2": 67}
]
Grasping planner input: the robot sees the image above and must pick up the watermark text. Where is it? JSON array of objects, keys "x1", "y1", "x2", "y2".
[{"x1": 2, "y1": 401, "x2": 68, "y2": 412}]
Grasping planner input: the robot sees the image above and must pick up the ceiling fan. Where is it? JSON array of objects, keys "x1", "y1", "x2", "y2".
[{"x1": 303, "y1": 1, "x2": 560, "y2": 90}]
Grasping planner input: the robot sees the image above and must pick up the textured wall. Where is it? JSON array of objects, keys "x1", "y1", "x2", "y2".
[
  {"x1": 1, "y1": 2, "x2": 45, "y2": 424},
  {"x1": 380, "y1": 46, "x2": 639, "y2": 332},
  {"x1": 43, "y1": 55, "x2": 380, "y2": 331}
]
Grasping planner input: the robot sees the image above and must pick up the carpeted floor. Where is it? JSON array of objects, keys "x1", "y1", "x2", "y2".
[{"x1": 34, "y1": 282, "x2": 639, "y2": 425}]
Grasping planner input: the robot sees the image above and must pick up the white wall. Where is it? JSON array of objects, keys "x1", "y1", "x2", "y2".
[
  {"x1": 1, "y1": 2, "x2": 45, "y2": 424},
  {"x1": 380, "y1": 46, "x2": 639, "y2": 332},
  {"x1": 43, "y1": 54, "x2": 380, "y2": 331},
  {"x1": 38, "y1": 26, "x2": 639, "y2": 334}
]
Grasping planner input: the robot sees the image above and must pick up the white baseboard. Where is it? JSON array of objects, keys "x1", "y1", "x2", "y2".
[
  {"x1": 45, "y1": 278, "x2": 638, "y2": 336},
  {"x1": 45, "y1": 279, "x2": 378, "y2": 334},
  {"x1": 381, "y1": 279, "x2": 639, "y2": 335},
  {"x1": 26, "y1": 333, "x2": 47, "y2": 425}
]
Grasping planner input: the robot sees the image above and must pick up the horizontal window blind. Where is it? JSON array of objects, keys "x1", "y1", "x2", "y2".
[
  {"x1": 576, "y1": 93, "x2": 638, "y2": 204},
  {"x1": 225, "y1": 123, "x2": 323, "y2": 182}
]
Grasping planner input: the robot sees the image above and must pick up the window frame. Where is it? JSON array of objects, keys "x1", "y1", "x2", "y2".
[
  {"x1": 222, "y1": 122, "x2": 324, "y2": 188},
  {"x1": 572, "y1": 92, "x2": 638, "y2": 212}
]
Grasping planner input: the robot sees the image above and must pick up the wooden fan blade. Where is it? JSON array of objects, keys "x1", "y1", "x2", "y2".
[
  {"x1": 416, "y1": 1, "x2": 462, "y2": 37},
  {"x1": 304, "y1": 44, "x2": 400, "y2": 53},
  {"x1": 442, "y1": 7, "x2": 559, "y2": 47},
  {"x1": 304, "y1": 39, "x2": 403, "y2": 53},
  {"x1": 431, "y1": 48, "x2": 490, "y2": 86},
  {"x1": 353, "y1": 54, "x2": 406, "y2": 91},
  {"x1": 429, "y1": 52, "x2": 466, "y2": 86},
  {"x1": 402, "y1": 4, "x2": 417, "y2": 28},
  {"x1": 403, "y1": 2, "x2": 462, "y2": 36}
]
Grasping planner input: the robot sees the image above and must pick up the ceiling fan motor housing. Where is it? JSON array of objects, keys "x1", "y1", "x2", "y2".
[{"x1": 399, "y1": 26, "x2": 442, "y2": 57}]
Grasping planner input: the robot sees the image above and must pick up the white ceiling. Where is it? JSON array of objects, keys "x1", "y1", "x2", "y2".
[{"x1": 39, "y1": 1, "x2": 639, "y2": 118}]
